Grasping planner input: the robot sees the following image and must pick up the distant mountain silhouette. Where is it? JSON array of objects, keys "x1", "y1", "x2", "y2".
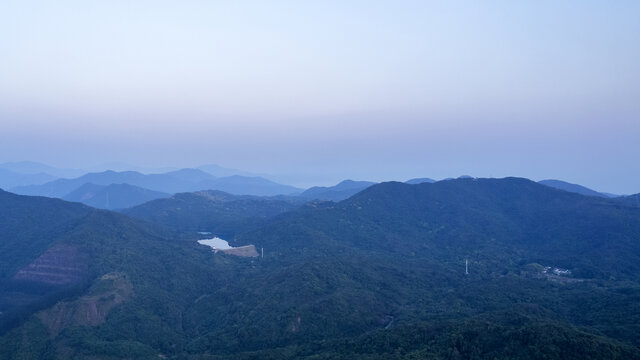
[
  {"x1": 194, "y1": 175, "x2": 302, "y2": 196},
  {"x1": 63, "y1": 183, "x2": 170, "y2": 210},
  {"x1": 0, "y1": 168, "x2": 57, "y2": 189},
  {"x1": 11, "y1": 170, "x2": 178, "y2": 197},
  {"x1": 11, "y1": 169, "x2": 301, "y2": 198},
  {"x1": 538, "y1": 179, "x2": 614, "y2": 198},
  {"x1": 300, "y1": 180, "x2": 376, "y2": 201},
  {"x1": 404, "y1": 177, "x2": 435, "y2": 184},
  {"x1": 197, "y1": 163, "x2": 261, "y2": 177},
  {"x1": 0, "y1": 161, "x2": 84, "y2": 178}
]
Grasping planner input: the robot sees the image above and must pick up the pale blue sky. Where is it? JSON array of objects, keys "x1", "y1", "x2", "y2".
[{"x1": 1, "y1": 1, "x2": 639, "y2": 192}]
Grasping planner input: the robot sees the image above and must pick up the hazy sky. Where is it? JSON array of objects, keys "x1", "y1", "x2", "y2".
[{"x1": 1, "y1": 1, "x2": 639, "y2": 192}]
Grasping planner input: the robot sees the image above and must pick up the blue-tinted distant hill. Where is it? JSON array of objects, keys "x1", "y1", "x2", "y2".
[
  {"x1": 300, "y1": 180, "x2": 376, "y2": 201},
  {"x1": 10, "y1": 169, "x2": 196, "y2": 197},
  {"x1": 11, "y1": 169, "x2": 301, "y2": 198},
  {"x1": 195, "y1": 175, "x2": 302, "y2": 196},
  {"x1": 404, "y1": 177, "x2": 435, "y2": 184},
  {"x1": 538, "y1": 179, "x2": 616, "y2": 198},
  {"x1": 0, "y1": 168, "x2": 57, "y2": 189},
  {"x1": 0, "y1": 161, "x2": 84, "y2": 178},
  {"x1": 63, "y1": 183, "x2": 170, "y2": 210},
  {"x1": 197, "y1": 163, "x2": 263, "y2": 177}
]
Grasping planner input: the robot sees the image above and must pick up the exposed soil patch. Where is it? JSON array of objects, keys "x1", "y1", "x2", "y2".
[
  {"x1": 37, "y1": 272, "x2": 133, "y2": 337},
  {"x1": 221, "y1": 245, "x2": 259, "y2": 257},
  {"x1": 13, "y1": 245, "x2": 88, "y2": 285}
]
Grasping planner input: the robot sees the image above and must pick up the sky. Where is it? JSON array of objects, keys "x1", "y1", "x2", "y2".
[{"x1": 1, "y1": 1, "x2": 639, "y2": 192}]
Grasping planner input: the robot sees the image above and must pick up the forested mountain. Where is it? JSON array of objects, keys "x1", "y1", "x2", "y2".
[
  {"x1": 300, "y1": 180, "x2": 376, "y2": 201},
  {"x1": 1, "y1": 179, "x2": 640, "y2": 359},
  {"x1": 123, "y1": 190, "x2": 301, "y2": 238},
  {"x1": 63, "y1": 183, "x2": 170, "y2": 210},
  {"x1": 245, "y1": 178, "x2": 640, "y2": 280},
  {"x1": 0, "y1": 190, "x2": 221, "y2": 358}
]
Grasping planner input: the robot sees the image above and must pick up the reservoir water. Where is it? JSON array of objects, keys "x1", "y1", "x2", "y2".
[{"x1": 198, "y1": 237, "x2": 234, "y2": 250}]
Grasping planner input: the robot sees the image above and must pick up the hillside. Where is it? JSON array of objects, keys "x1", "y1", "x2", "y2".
[
  {"x1": 0, "y1": 190, "x2": 225, "y2": 358},
  {"x1": 63, "y1": 183, "x2": 170, "y2": 210}
]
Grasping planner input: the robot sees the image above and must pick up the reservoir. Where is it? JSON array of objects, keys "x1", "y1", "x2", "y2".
[{"x1": 198, "y1": 237, "x2": 234, "y2": 250}]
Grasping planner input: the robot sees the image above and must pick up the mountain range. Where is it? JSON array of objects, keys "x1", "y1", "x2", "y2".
[
  {"x1": 10, "y1": 169, "x2": 302, "y2": 198},
  {"x1": 1, "y1": 178, "x2": 639, "y2": 358},
  {"x1": 0, "y1": 161, "x2": 84, "y2": 179}
]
